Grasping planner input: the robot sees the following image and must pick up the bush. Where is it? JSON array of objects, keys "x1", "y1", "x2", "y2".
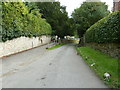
[
  {"x1": 85, "y1": 11, "x2": 120, "y2": 43},
  {"x1": 2, "y1": 2, "x2": 52, "y2": 42}
]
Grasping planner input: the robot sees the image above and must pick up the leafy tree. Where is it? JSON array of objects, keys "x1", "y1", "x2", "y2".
[
  {"x1": 72, "y1": 0, "x2": 110, "y2": 38},
  {"x1": 35, "y1": 2, "x2": 74, "y2": 38}
]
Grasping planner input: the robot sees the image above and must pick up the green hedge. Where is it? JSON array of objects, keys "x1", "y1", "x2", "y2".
[
  {"x1": 1, "y1": 2, "x2": 52, "y2": 42},
  {"x1": 85, "y1": 11, "x2": 120, "y2": 43},
  {"x1": 0, "y1": 2, "x2": 2, "y2": 42}
]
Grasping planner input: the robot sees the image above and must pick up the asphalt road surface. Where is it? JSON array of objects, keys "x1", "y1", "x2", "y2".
[{"x1": 2, "y1": 44, "x2": 107, "y2": 88}]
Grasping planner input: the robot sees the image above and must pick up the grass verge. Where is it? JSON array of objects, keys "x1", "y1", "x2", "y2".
[
  {"x1": 48, "y1": 43, "x2": 65, "y2": 50},
  {"x1": 76, "y1": 46, "x2": 119, "y2": 88}
]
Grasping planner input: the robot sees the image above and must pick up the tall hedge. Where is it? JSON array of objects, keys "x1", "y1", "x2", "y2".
[
  {"x1": 0, "y1": 2, "x2": 2, "y2": 42},
  {"x1": 85, "y1": 11, "x2": 120, "y2": 43},
  {"x1": 2, "y1": 2, "x2": 52, "y2": 42}
]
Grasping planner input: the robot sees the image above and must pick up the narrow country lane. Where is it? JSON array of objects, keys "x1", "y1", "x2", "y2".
[{"x1": 2, "y1": 44, "x2": 107, "y2": 88}]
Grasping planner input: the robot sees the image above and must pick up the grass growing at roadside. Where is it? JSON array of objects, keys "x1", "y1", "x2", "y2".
[
  {"x1": 48, "y1": 44, "x2": 65, "y2": 50},
  {"x1": 76, "y1": 47, "x2": 119, "y2": 88}
]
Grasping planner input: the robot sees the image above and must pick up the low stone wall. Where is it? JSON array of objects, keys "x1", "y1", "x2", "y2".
[
  {"x1": 0, "y1": 36, "x2": 51, "y2": 58},
  {"x1": 85, "y1": 43, "x2": 120, "y2": 59}
]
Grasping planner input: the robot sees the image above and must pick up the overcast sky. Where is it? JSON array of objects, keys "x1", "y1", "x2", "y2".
[{"x1": 58, "y1": 0, "x2": 113, "y2": 16}]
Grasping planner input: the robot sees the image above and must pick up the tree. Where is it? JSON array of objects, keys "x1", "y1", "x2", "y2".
[
  {"x1": 72, "y1": 0, "x2": 110, "y2": 38},
  {"x1": 35, "y1": 2, "x2": 74, "y2": 38}
]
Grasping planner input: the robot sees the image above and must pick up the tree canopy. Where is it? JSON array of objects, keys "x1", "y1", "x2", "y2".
[
  {"x1": 72, "y1": 1, "x2": 110, "y2": 38},
  {"x1": 34, "y1": 2, "x2": 75, "y2": 38}
]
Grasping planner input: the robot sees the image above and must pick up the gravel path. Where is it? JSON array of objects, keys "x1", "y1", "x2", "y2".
[{"x1": 2, "y1": 44, "x2": 107, "y2": 88}]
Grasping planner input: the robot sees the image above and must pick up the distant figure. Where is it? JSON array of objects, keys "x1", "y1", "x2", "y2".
[
  {"x1": 55, "y1": 35, "x2": 58, "y2": 43},
  {"x1": 58, "y1": 37, "x2": 61, "y2": 43},
  {"x1": 64, "y1": 36, "x2": 67, "y2": 39}
]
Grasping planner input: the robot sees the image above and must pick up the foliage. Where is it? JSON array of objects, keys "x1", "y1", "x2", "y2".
[
  {"x1": 2, "y1": 2, "x2": 52, "y2": 42},
  {"x1": 35, "y1": 2, "x2": 75, "y2": 38},
  {"x1": 72, "y1": 1, "x2": 110, "y2": 38},
  {"x1": 85, "y1": 11, "x2": 120, "y2": 43},
  {"x1": 76, "y1": 47, "x2": 119, "y2": 88},
  {"x1": 0, "y1": 1, "x2": 2, "y2": 41}
]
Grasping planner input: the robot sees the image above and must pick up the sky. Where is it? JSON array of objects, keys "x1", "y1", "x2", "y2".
[{"x1": 58, "y1": 0, "x2": 113, "y2": 16}]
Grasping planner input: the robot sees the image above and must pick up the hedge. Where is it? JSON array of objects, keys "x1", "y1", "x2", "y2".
[
  {"x1": 85, "y1": 11, "x2": 120, "y2": 43},
  {"x1": 0, "y1": 2, "x2": 1, "y2": 25},
  {"x1": 1, "y1": 2, "x2": 52, "y2": 42}
]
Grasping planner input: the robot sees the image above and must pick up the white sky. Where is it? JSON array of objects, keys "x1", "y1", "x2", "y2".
[{"x1": 58, "y1": 0, "x2": 113, "y2": 16}]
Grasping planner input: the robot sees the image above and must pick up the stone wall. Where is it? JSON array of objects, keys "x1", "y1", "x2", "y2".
[
  {"x1": 85, "y1": 43, "x2": 120, "y2": 59},
  {"x1": 113, "y1": 0, "x2": 120, "y2": 11},
  {"x1": 0, "y1": 36, "x2": 51, "y2": 58}
]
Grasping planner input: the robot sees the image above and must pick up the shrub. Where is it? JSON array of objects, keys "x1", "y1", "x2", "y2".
[
  {"x1": 2, "y1": 2, "x2": 52, "y2": 42},
  {"x1": 85, "y1": 11, "x2": 120, "y2": 43}
]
